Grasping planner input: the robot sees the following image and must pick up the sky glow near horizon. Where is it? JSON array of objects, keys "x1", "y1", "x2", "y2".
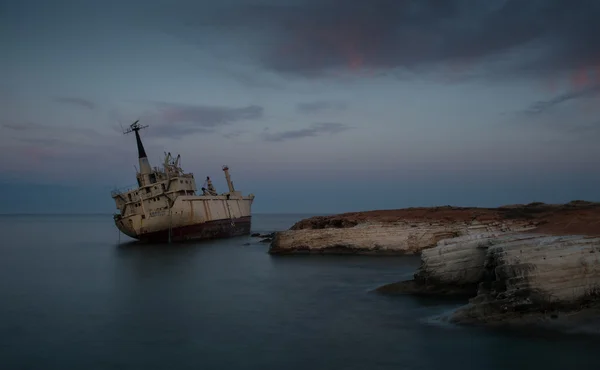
[{"x1": 2, "y1": 0, "x2": 600, "y2": 213}]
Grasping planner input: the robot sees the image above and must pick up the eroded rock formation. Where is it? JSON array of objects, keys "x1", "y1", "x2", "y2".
[
  {"x1": 450, "y1": 234, "x2": 600, "y2": 324},
  {"x1": 270, "y1": 222, "x2": 462, "y2": 254},
  {"x1": 269, "y1": 212, "x2": 539, "y2": 255},
  {"x1": 376, "y1": 232, "x2": 540, "y2": 296},
  {"x1": 270, "y1": 201, "x2": 600, "y2": 325},
  {"x1": 377, "y1": 230, "x2": 600, "y2": 325},
  {"x1": 269, "y1": 201, "x2": 600, "y2": 256}
]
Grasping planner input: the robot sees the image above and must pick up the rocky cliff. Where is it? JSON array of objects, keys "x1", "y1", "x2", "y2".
[
  {"x1": 269, "y1": 201, "x2": 600, "y2": 255},
  {"x1": 375, "y1": 232, "x2": 539, "y2": 296},
  {"x1": 450, "y1": 234, "x2": 600, "y2": 325},
  {"x1": 371, "y1": 201, "x2": 600, "y2": 326},
  {"x1": 270, "y1": 201, "x2": 600, "y2": 326},
  {"x1": 269, "y1": 219, "x2": 537, "y2": 255}
]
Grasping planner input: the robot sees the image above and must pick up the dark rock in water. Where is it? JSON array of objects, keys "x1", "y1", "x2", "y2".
[
  {"x1": 251, "y1": 232, "x2": 275, "y2": 238},
  {"x1": 375, "y1": 279, "x2": 477, "y2": 298},
  {"x1": 242, "y1": 242, "x2": 251, "y2": 246},
  {"x1": 260, "y1": 238, "x2": 272, "y2": 243}
]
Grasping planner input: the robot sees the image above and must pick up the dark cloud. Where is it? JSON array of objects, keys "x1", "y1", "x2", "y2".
[
  {"x1": 296, "y1": 101, "x2": 347, "y2": 114},
  {"x1": 523, "y1": 84, "x2": 600, "y2": 115},
  {"x1": 53, "y1": 97, "x2": 95, "y2": 110},
  {"x1": 0, "y1": 121, "x2": 132, "y2": 180},
  {"x1": 17, "y1": 137, "x2": 66, "y2": 146},
  {"x1": 533, "y1": 119, "x2": 600, "y2": 141},
  {"x1": 222, "y1": 130, "x2": 249, "y2": 139},
  {"x1": 142, "y1": 102, "x2": 264, "y2": 139},
  {"x1": 263, "y1": 122, "x2": 351, "y2": 141},
  {"x1": 565, "y1": 122, "x2": 600, "y2": 136},
  {"x1": 567, "y1": 122, "x2": 600, "y2": 138},
  {"x1": 2, "y1": 121, "x2": 112, "y2": 145},
  {"x1": 160, "y1": 0, "x2": 600, "y2": 81},
  {"x1": 1, "y1": 122, "x2": 45, "y2": 131}
]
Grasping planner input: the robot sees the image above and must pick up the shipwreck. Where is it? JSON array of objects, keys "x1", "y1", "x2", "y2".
[{"x1": 111, "y1": 120, "x2": 255, "y2": 243}]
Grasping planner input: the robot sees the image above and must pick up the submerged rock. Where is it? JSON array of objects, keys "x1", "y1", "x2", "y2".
[{"x1": 252, "y1": 232, "x2": 274, "y2": 239}]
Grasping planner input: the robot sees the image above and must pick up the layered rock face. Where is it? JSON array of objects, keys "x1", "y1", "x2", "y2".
[
  {"x1": 269, "y1": 219, "x2": 537, "y2": 255},
  {"x1": 270, "y1": 201, "x2": 600, "y2": 325},
  {"x1": 269, "y1": 202, "x2": 600, "y2": 255},
  {"x1": 269, "y1": 222, "x2": 458, "y2": 255},
  {"x1": 377, "y1": 231, "x2": 600, "y2": 324},
  {"x1": 376, "y1": 232, "x2": 537, "y2": 296},
  {"x1": 451, "y1": 234, "x2": 600, "y2": 324}
]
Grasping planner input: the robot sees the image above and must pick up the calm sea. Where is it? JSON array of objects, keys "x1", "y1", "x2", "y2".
[{"x1": 1, "y1": 214, "x2": 599, "y2": 370}]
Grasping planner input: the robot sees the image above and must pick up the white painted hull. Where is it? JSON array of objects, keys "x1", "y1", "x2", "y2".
[{"x1": 114, "y1": 195, "x2": 254, "y2": 241}]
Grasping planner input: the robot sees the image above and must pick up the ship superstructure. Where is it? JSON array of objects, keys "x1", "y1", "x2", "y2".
[{"x1": 111, "y1": 120, "x2": 255, "y2": 242}]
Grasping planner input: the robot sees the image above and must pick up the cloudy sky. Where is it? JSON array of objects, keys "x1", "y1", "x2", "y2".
[{"x1": 1, "y1": 0, "x2": 600, "y2": 213}]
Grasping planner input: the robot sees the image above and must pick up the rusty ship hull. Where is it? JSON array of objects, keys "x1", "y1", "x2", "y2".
[
  {"x1": 136, "y1": 216, "x2": 251, "y2": 243},
  {"x1": 113, "y1": 194, "x2": 254, "y2": 243}
]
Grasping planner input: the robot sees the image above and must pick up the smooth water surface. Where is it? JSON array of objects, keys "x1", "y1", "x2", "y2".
[{"x1": 1, "y1": 214, "x2": 599, "y2": 370}]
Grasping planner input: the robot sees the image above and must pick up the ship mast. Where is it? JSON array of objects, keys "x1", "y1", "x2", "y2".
[{"x1": 124, "y1": 120, "x2": 153, "y2": 186}]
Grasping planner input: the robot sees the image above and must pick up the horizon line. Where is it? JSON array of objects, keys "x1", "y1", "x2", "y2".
[{"x1": 0, "y1": 212, "x2": 334, "y2": 216}]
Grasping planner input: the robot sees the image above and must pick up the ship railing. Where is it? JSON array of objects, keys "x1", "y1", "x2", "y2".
[{"x1": 110, "y1": 184, "x2": 138, "y2": 197}]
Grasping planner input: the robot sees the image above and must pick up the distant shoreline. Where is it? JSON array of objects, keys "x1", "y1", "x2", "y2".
[{"x1": 0, "y1": 212, "x2": 330, "y2": 216}]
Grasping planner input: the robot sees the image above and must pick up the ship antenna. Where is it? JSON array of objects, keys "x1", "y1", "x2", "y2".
[
  {"x1": 123, "y1": 119, "x2": 148, "y2": 135},
  {"x1": 123, "y1": 119, "x2": 149, "y2": 159}
]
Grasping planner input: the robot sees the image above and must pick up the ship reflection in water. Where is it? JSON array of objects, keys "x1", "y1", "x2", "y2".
[{"x1": 110, "y1": 120, "x2": 255, "y2": 243}]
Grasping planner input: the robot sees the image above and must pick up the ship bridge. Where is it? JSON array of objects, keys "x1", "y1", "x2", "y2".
[{"x1": 110, "y1": 120, "x2": 241, "y2": 219}]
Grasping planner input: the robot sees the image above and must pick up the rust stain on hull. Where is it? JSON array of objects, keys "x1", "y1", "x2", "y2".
[{"x1": 137, "y1": 216, "x2": 252, "y2": 243}]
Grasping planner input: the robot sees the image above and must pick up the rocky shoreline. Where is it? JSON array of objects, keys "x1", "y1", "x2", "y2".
[{"x1": 268, "y1": 201, "x2": 600, "y2": 328}]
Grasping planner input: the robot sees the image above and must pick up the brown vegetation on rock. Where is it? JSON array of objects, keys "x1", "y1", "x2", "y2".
[{"x1": 289, "y1": 201, "x2": 600, "y2": 237}]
